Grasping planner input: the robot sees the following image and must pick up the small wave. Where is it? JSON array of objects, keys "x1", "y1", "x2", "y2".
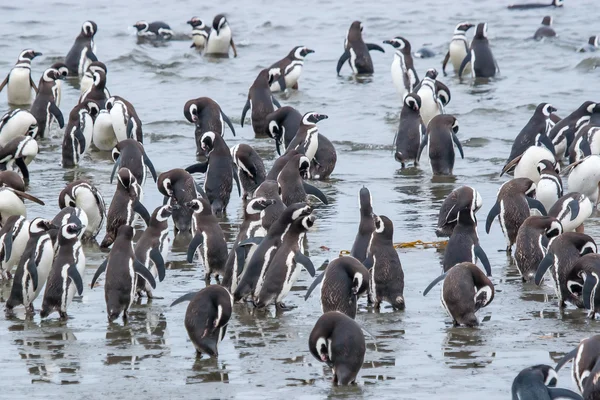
[
  {"x1": 331, "y1": 141, "x2": 394, "y2": 152},
  {"x1": 576, "y1": 57, "x2": 600, "y2": 72}
]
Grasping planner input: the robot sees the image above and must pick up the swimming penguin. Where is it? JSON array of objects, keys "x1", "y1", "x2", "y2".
[
  {"x1": 276, "y1": 153, "x2": 328, "y2": 206},
  {"x1": 0, "y1": 49, "x2": 42, "y2": 105},
  {"x1": 65, "y1": 21, "x2": 98, "y2": 76},
  {"x1": 305, "y1": 256, "x2": 368, "y2": 319},
  {"x1": 578, "y1": 36, "x2": 599, "y2": 53},
  {"x1": 564, "y1": 155, "x2": 600, "y2": 203},
  {"x1": 534, "y1": 16, "x2": 557, "y2": 40},
  {"x1": 514, "y1": 216, "x2": 563, "y2": 282},
  {"x1": 186, "y1": 198, "x2": 228, "y2": 283},
  {"x1": 508, "y1": 0, "x2": 564, "y2": 9},
  {"x1": 204, "y1": 14, "x2": 237, "y2": 57},
  {"x1": 555, "y1": 335, "x2": 600, "y2": 396},
  {"x1": 49, "y1": 62, "x2": 69, "y2": 108},
  {"x1": 0, "y1": 136, "x2": 39, "y2": 184},
  {"x1": 184, "y1": 97, "x2": 236, "y2": 156},
  {"x1": 549, "y1": 101, "x2": 599, "y2": 159},
  {"x1": 442, "y1": 22, "x2": 474, "y2": 76},
  {"x1": 80, "y1": 61, "x2": 110, "y2": 97},
  {"x1": 101, "y1": 168, "x2": 150, "y2": 249},
  {"x1": 157, "y1": 169, "x2": 199, "y2": 233},
  {"x1": 241, "y1": 68, "x2": 285, "y2": 138},
  {"x1": 418, "y1": 114, "x2": 464, "y2": 175},
  {"x1": 110, "y1": 139, "x2": 157, "y2": 189},
  {"x1": 187, "y1": 17, "x2": 211, "y2": 50},
  {"x1": 486, "y1": 178, "x2": 547, "y2": 252},
  {"x1": 269, "y1": 46, "x2": 315, "y2": 92},
  {"x1": 394, "y1": 93, "x2": 426, "y2": 168},
  {"x1": 350, "y1": 187, "x2": 375, "y2": 263},
  {"x1": 185, "y1": 131, "x2": 239, "y2": 216},
  {"x1": 382, "y1": 36, "x2": 419, "y2": 98},
  {"x1": 39, "y1": 222, "x2": 85, "y2": 319},
  {"x1": 364, "y1": 215, "x2": 405, "y2": 310},
  {"x1": 134, "y1": 204, "x2": 170, "y2": 298},
  {"x1": 79, "y1": 69, "x2": 108, "y2": 108},
  {"x1": 536, "y1": 160, "x2": 563, "y2": 211},
  {"x1": 133, "y1": 21, "x2": 173, "y2": 40},
  {"x1": 423, "y1": 262, "x2": 494, "y2": 327},
  {"x1": 0, "y1": 109, "x2": 38, "y2": 146},
  {"x1": 92, "y1": 225, "x2": 156, "y2": 321},
  {"x1": 29, "y1": 67, "x2": 65, "y2": 139},
  {"x1": 231, "y1": 143, "x2": 266, "y2": 198},
  {"x1": 170, "y1": 285, "x2": 233, "y2": 357},
  {"x1": 548, "y1": 192, "x2": 592, "y2": 233},
  {"x1": 502, "y1": 145, "x2": 557, "y2": 183},
  {"x1": 436, "y1": 186, "x2": 481, "y2": 237},
  {"x1": 414, "y1": 69, "x2": 450, "y2": 127},
  {"x1": 458, "y1": 23, "x2": 499, "y2": 79},
  {"x1": 105, "y1": 95, "x2": 143, "y2": 144},
  {"x1": 5, "y1": 218, "x2": 56, "y2": 314},
  {"x1": 336, "y1": 21, "x2": 385, "y2": 75},
  {"x1": 61, "y1": 101, "x2": 99, "y2": 168},
  {"x1": 266, "y1": 106, "x2": 303, "y2": 153},
  {"x1": 511, "y1": 365, "x2": 582, "y2": 400},
  {"x1": 58, "y1": 180, "x2": 106, "y2": 241},
  {"x1": 309, "y1": 311, "x2": 366, "y2": 385}
]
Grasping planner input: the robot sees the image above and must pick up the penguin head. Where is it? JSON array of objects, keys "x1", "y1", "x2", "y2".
[
  {"x1": 286, "y1": 203, "x2": 312, "y2": 228},
  {"x1": 516, "y1": 365, "x2": 558, "y2": 388},
  {"x1": 475, "y1": 23, "x2": 488, "y2": 39},
  {"x1": 154, "y1": 204, "x2": 173, "y2": 223},
  {"x1": 590, "y1": 36, "x2": 600, "y2": 47},
  {"x1": 578, "y1": 237, "x2": 597, "y2": 256},
  {"x1": 50, "y1": 62, "x2": 69, "y2": 78},
  {"x1": 298, "y1": 155, "x2": 311, "y2": 179},
  {"x1": 454, "y1": 22, "x2": 474, "y2": 33},
  {"x1": 424, "y1": 68, "x2": 438, "y2": 80},
  {"x1": 358, "y1": 186, "x2": 373, "y2": 215},
  {"x1": 541, "y1": 16, "x2": 552, "y2": 26},
  {"x1": 117, "y1": 168, "x2": 137, "y2": 189},
  {"x1": 42, "y1": 68, "x2": 63, "y2": 83},
  {"x1": 213, "y1": 14, "x2": 228, "y2": 34},
  {"x1": 54, "y1": 207, "x2": 88, "y2": 237},
  {"x1": 292, "y1": 46, "x2": 315, "y2": 60},
  {"x1": 83, "y1": 100, "x2": 100, "y2": 119},
  {"x1": 553, "y1": 0, "x2": 564, "y2": 6},
  {"x1": 200, "y1": 131, "x2": 216, "y2": 153},
  {"x1": 373, "y1": 215, "x2": 394, "y2": 240},
  {"x1": 186, "y1": 198, "x2": 212, "y2": 216},
  {"x1": 60, "y1": 222, "x2": 84, "y2": 241},
  {"x1": 187, "y1": 17, "x2": 205, "y2": 28},
  {"x1": 29, "y1": 218, "x2": 57, "y2": 235},
  {"x1": 585, "y1": 101, "x2": 600, "y2": 115},
  {"x1": 351, "y1": 270, "x2": 368, "y2": 296},
  {"x1": 314, "y1": 337, "x2": 331, "y2": 362},
  {"x1": 117, "y1": 224, "x2": 135, "y2": 241},
  {"x1": 184, "y1": 99, "x2": 200, "y2": 123},
  {"x1": 266, "y1": 67, "x2": 283, "y2": 86},
  {"x1": 87, "y1": 61, "x2": 108, "y2": 76},
  {"x1": 536, "y1": 159, "x2": 559, "y2": 175},
  {"x1": 160, "y1": 176, "x2": 173, "y2": 197},
  {"x1": 302, "y1": 112, "x2": 328, "y2": 126},
  {"x1": 92, "y1": 69, "x2": 106, "y2": 88},
  {"x1": 538, "y1": 103, "x2": 557, "y2": 117},
  {"x1": 18, "y1": 49, "x2": 42, "y2": 62},
  {"x1": 403, "y1": 94, "x2": 421, "y2": 111},
  {"x1": 81, "y1": 21, "x2": 97, "y2": 37},
  {"x1": 246, "y1": 197, "x2": 276, "y2": 215},
  {"x1": 382, "y1": 37, "x2": 411, "y2": 52},
  {"x1": 133, "y1": 21, "x2": 149, "y2": 33}
]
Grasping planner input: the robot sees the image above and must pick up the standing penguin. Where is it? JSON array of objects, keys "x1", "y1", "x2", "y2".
[
  {"x1": 415, "y1": 69, "x2": 448, "y2": 127},
  {"x1": 105, "y1": 95, "x2": 143, "y2": 144},
  {"x1": 59, "y1": 180, "x2": 106, "y2": 241},
  {"x1": 187, "y1": 17, "x2": 211, "y2": 50},
  {"x1": 65, "y1": 21, "x2": 98, "y2": 76},
  {"x1": 0, "y1": 109, "x2": 38, "y2": 146},
  {"x1": 0, "y1": 49, "x2": 42, "y2": 105},
  {"x1": 157, "y1": 168, "x2": 199, "y2": 233},
  {"x1": 436, "y1": 186, "x2": 480, "y2": 237},
  {"x1": 0, "y1": 136, "x2": 40, "y2": 184},
  {"x1": 39, "y1": 222, "x2": 85, "y2": 319},
  {"x1": 309, "y1": 311, "x2": 366, "y2": 385},
  {"x1": 548, "y1": 192, "x2": 592, "y2": 233},
  {"x1": 231, "y1": 143, "x2": 266, "y2": 198},
  {"x1": 514, "y1": 216, "x2": 563, "y2": 282},
  {"x1": 0, "y1": 215, "x2": 29, "y2": 280},
  {"x1": 442, "y1": 22, "x2": 474, "y2": 76},
  {"x1": 204, "y1": 14, "x2": 237, "y2": 57},
  {"x1": 80, "y1": 61, "x2": 110, "y2": 98},
  {"x1": 110, "y1": 139, "x2": 157, "y2": 189},
  {"x1": 61, "y1": 101, "x2": 99, "y2": 168},
  {"x1": 549, "y1": 101, "x2": 599, "y2": 159},
  {"x1": 502, "y1": 145, "x2": 557, "y2": 183},
  {"x1": 394, "y1": 93, "x2": 426, "y2": 167},
  {"x1": 534, "y1": 16, "x2": 557, "y2": 40},
  {"x1": 458, "y1": 23, "x2": 499, "y2": 79},
  {"x1": 277, "y1": 153, "x2": 328, "y2": 206},
  {"x1": 29, "y1": 67, "x2": 65, "y2": 139},
  {"x1": 183, "y1": 97, "x2": 236, "y2": 155},
  {"x1": 91, "y1": 225, "x2": 156, "y2": 322},
  {"x1": 241, "y1": 68, "x2": 284, "y2": 138},
  {"x1": 350, "y1": 187, "x2": 375, "y2": 263},
  {"x1": 269, "y1": 46, "x2": 315, "y2": 92},
  {"x1": 266, "y1": 106, "x2": 303, "y2": 153},
  {"x1": 336, "y1": 21, "x2": 385, "y2": 75},
  {"x1": 418, "y1": 114, "x2": 464, "y2": 175},
  {"x1": 79, "y1": 69, "x2": 108, "y2": 108},
  {"x1": 133, "y1": 21, "x2": 173, "y2": 40},
  {"x1": 511, "y1": 365, "x2": 581, "y2": 400},
  {"x1": 49, "y1": 62, "x2": 69, "y2": 108},
  {"x1": 286, "y1": 112, "x2": 327, "y2": 163},
  {"x1": 564, "y1": 155, "x2": 600, "y2": 203},
  {"x1": 536, "y1": 160, "x2": 563, "y2": 211},
  {"x1": 383, "y1": 36, "x2": 419, "y2": 99}
]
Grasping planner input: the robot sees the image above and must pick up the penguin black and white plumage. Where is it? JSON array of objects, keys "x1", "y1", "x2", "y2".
[
  {"x1": 184, "y1": 97, "x2": 236, "y2": 156},
  {"x1": 511, "y1": 365, "x2": 581, "y2": 400},
  {"x1": 458, "y1": 23, "x2": 499, "y2": 79},
  {"x1": 5, "y1": 218, "x2": 56, "y2": 314},
  {"x1": 204, "y1": 14, "x2": 237, "y2": 57},
  {"x1": 0, "y1": 49, "x2": 42, "y2": 105},
  {"x1": 266, "y1": 106, "x2": 302, "y2": 153},
  {"x1": 65, "y1": 21, "x2": 98, "y2": 76},
  {"x1": 59, "y1": 180, "x2": 106, "y2": 241},
  {"x1": 80, "y1": 61, "x2": 109, "y2": 97},
  {"x1": 187, "y1": 17, "x2": 211, "y2": 50},
  {"x1": 573, "y1": 255, "x2": 600, "y2": 317},
  {"x1": 251, "y1": 180, "x2": 286, "y2": 234},
  {"x1": 418, "y1": 114, "x2": 464, "y2": 176},
  {"x1": 486, "y1": 178, "x2": 547, "y2": 252},
  {"x1": 0, "y1": 109, "x2": 38, "y2": 146},
  {"x1": 364, "y1": 215, "x2": 405, "y2": 310},
  {"x1": 534, "y1": 16, "x2": 557, "y2": 40},
  {"x1": 170, "y1": 285, "x2": 233, "y2": 357},
  {"x1": 269, "y1": 46, "x2": 315, "y2": 92},
  {"x1": 105, "y1": 95, "x2": 143, "y2": 144},
  {"x1": 548, "y1": 192, "x2": 592, "y2": 233},
  {"x1": 578, "y1": 36, "x2": 599, "y2": 53},
  {"x1": 508, "y1": 0, "x2": 564, "y2": 9},
  {"x1": 0, "y1": 136, "x2": 39, "y2": 184},
  {"x1": 414, "y1": 69, "x2": 450, "y2": 127},
  {"x1": 336, "y1": 21, "x2": 385, "y2": 75},
  {"x1": 157, "y1": 168, "x2": 199, "y2": 233},
  {"x1": 564, "y1": 155, "x2": 600, "y2": 203},
  {"x1": 79, "y1": 69, "x2": 108, "y2": 108},
  {"x1": 514, "y1": 216, "x2": 563, "y2": 282},
  {"x1": 555, "y1": 335, "x2": 600, "y2": 397},
  {"x1": 110, "y1": 139, "x2": 157, "y2": 190},
  {"x1": 0, "y1": 186, "x2": 44, "y2": 227},
  {"x1": 350, "y1": 187, "x2": 375, "y2": 263},
  {"x1": 568, "y1": 125, "x2": 600, "y2": 164},
  {"x1": 231, "y1": 143, "x2": 266, "y2": 199},
  {"x1": 39, "y1": 222, "x2": 85, "y2": 319},
  {"x1": 436, "y1": 186, "x2": 480, "y2": 238},
  {"x1": 61, "y1": 101, "x2": 99, "y2": 168},
  {"x1": 382, "y1": 36, "x2": 419, "y2": 99},
  {"x1": 241, "y1": 68, "x2": 284, "y2": 138},
  {"x1": 423, "y1": 262, "x2": 494, "y2": 327},
  {"x1": 100, "y1": 168, "x2": 150, "y2": 249},
  {"x1": 50, "y1": 207, "x2": 88, "y2": 250},
  {"x1": 394, "y1": 93, "x2": 426, "y2": 168},
  {"x1": 442, "y1": 22, "x2": 474, "y2": 76},
  {"x1": 91, "y1": 225, "x2": 156, "y2": 322},
  {"x1": 49, "y1": 62, "x2": 69, "y2": 108},
  {"x1": 501, "y1": 145, "x2": 556, "y2": 183},
  {"x1": 0, "y1": 215, "x2": 29, "y2": 280},
  {"x1": 549, "y1": 101, "x2": 599, "y2": 159},
  {"x1": 309, "y1": 311, "x2": 366, "y2": 385},
  {"x1": 185, "y1": 131, "x2": 239, "y2": 216},
  {"x1": 29, "y1": 67, "x2": 65, "y2": 139},
  {"x1": 536, "y1": 159, "x2": 563, "y2": 211},
  {"x1": 277, "y1": 153, "x2": 328, "y2": 206},
  {"x1": 133, "y1": 21, "x2": 173, "y2": 40}
]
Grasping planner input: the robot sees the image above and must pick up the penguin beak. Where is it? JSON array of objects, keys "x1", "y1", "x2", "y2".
[
  {"x1": 316, "y1": 114, "x2": 328, "y2": 123},
  {"x1": 186, "y1": 20, "x2": 194, "y2": 25},
  {"x1": 549, "y1": 106, "x2": 558, "y2": 113},
  {"x1": 305, "y1": 49, "x2": 315, "y2": 54},
  {"x1": 33, "y1": 52, "x2": 43, "y2": 58}
]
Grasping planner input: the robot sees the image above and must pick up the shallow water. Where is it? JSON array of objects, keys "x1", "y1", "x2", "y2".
[{"x1": 0, "y1": 0, "x2": 599, "y2": 398}]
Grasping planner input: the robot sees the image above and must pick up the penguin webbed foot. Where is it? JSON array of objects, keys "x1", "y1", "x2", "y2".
[
  {"x1": 26, "y1": 304, "x2": 35, "y2": 315},
  {"x1": 276, "y1": 302, "x2": 294, "y2": 311},
  {"x1": 59, "y1": 311, "x2": 68, "y2": 320}
]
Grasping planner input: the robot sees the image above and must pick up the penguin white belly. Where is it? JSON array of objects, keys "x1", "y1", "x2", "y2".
[
  {"x1": 21, "y1": 138, "x2": 39, "y2": 165},
  {"x1": 65, "y1": 248, "x2": 86, "y2": 310},
  {"x1": 7, "y1": 69, "x2": 33, "y2": 105},
  {"x1": 390, "y1": 55, "x2": 406, "y2": 98},
  {"x1": 536, "y1": 178, "x2": 560, "y2": 211},
  {"x1": 513, "y1": 146, "x2": 554, "y2": 183},
  {"x1": 0, "y1": 221, "x2": 29, "y2": 277},
  {"x1": 284, "y1": 62, "x2": 303, "y2": 89},
  {"x1": 449, "y1": 41, "x2": 469, "y2": 73},
  {"x1": 80, "y1": 73, "x2": 93, "y2": 95},
  {"x1": 53, "y1": 81, "x2": 62, "y2": 108},
  {"x1": 276, "y1": 252, "x2": 302, "y2": 303},
  {"x1": 205, "y1": 28, "x2": 232, "y2": 55},
  {"x1": 75, "y1": 191, "x2": 102, "y2": 238},
  {"x1": 78, "y1": 48, "x2": 91, "y2": 77},
  {"x1": 568, "y1": 159, "x2": 600, "y2": 203},
  {"x1": 192, "y1": 34, "x2": 207, "y2": 49},
  {"x1": 253, "y1": 246, "x2": 276, "y2": 298},
  {"x1": 109, "y1": 102, "x2": 129, "y2": 142},
  {"x1": 0, "y1": 191, "x2": 26, "y2": 226},
  {"x1": 417, "y1": 87, "x2": 440, "y2": 127},
  {"x1": 92, "y1": 110, "x2": 117, "y2": 151},
  {"x1": 0, "y1": 112, "x2": 36, "y2": 146}
]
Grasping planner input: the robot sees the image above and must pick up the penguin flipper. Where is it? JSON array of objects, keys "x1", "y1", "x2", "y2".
[
  {"x1": 11, "y1": 188, "x2": 45, "y2": 205},
  {"x1": 232, "y1": 162, "x2": 241, "y2": 197},
  {"x1": 238, "y1": 237, "x2": 263, "y2": 247},
  {"x1": 110, "y1": 157, "x2": 121, "y2": 184},
  {"x1": 235, "y1": 244, "x2": 247, "y2": 275},
  {"x1": 67, "y1": 264, "x2": 84, "y2": 296},
  {"x1": 536, "y1": 133, "x2": 555, "y2": 154},
  {"x1": 442, "y1": 51, "x2": 450, "y2": 76},
  {"x1": 423, "y1": 273, "x2": 447, "y2": 296},
  {"x1": 194, "y1": 182, "x2": 208, "y2": 199},
  {"x1": 555, "y1": 347, "x2": 578, "y2": 372},
  {"x1": 86, "y1": 49, "x2": 98, "y2": 62},
  {"x1": 567, "y1": 199, "x2": 580, "y2": 221},
  {"x1": 0, "y1": 75, "x2": 7, "y2": 92},
  {"x1": 170, "y1": 291, "x2": 198, "y2": 307},
  {"x1": 126, "y1": 118, "x2": 134, "y2": 140},
  {"x1": 3, "y1": 231, "x2": 12, "y2": 262},
  {"x1": 366, "y1": 43, "x2": 385, "y2": 53},
  {"x1": 91, "y1": 259, "x2": 108, "y2": 288},
  {"x1": 305, "y1": 271, "x2": 325, "y2": 300},
  {"x1": 74, "y1": 128, "x2": 86, "y2": 153},
  {"x1": 295, "y1": 251, "x2": 316, "y2": 277},
  {"x1": 583, "y1": 272, "x2": 599, "y2": 310},
  {"x1": 134, "y1": 259, "x2": 157, "y2": 289},
  {"x1": 363, "y1": 255, "x2": 374, "y2": 269},
  {"x1": 485, "y1": 201, "x2": 501, "y2": 234},
  {"x1": 457, "y1": 53, "x2": 472, "y2": 79},
  {"x1": 220, "y1": 111, "x2": 236, "y2": 136},
  {"x1": 534, "y1": 252, "x2": 554, "y2": 285},
  {"x1": 275, "y1": 139, "x2": 282, "y2": 156},
  {"x1": 416, "y1": 128, "x2": 428, "y2": 162},
  {"x1": 133, "y1": 200, "x2": 151, "y2": 225},
  {"x1": 303, "y1": 182, "x2": 328, "y2": 205},
  {"x1": 452, "y1": 133, "x2": 464, "y2": 159},
  {"x1": 547, "y1": 388, "x2": 583, "y2": 400},
  {"x1": 15, "y1": 158, "x2": 30, "y2": 184},
  {"x1": 186, "y1": 161, "x2": 209, "y2": 174},
  {"x1": 186, "y1": 233, "x2": 204, "y2": 263},
  {"x1": 240, "y1": 99, "x2": 250, "y2": 128},
  {"x1": 336, "y1": 50, "x2": 350, "y2": 76},
  {"x1": 49, "y1": 103, "x2": 64, "y2": 128},
  {"x1": 29, "y1": 76, "x2": 38, "y2": 93},
  {"x1": 143, "y1": 153, "x2": 158, "y2": 182},
  {"x1": 271, "y1": 96, "x2": 281, "y2": 109},
  {"x1": 526, "y1": 197, "x2": 547, "y2": 216},
  {"x1": 149, "y1": 247, "x2": 166, "y2": 282},
  {"x1": 230, "y1": 38, "x2": 238, "y2": 58},
  {"x1": 474, "y1": 245, "x2": 492, "y2": 276},
  {"x1": 27, "y1": 257, "x2": 39, "y2": 292}
]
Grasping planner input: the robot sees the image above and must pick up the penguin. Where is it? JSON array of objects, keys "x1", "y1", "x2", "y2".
[
  {"x1": 58, "y1": 180, "x2": 106, "y2": 241},
  {"x1": 436, "y1": 186, "x2": 481, "y2": 238},
  {"x1": 157, "y1": 168, "x2": 199, "y2": 233},
  {"x1": 186, "y1": 198, "x2": 228, "y2": 283},
  {"x1": 505, "y1": 103, "x2": 557, "y2": 167},
  {"x1": 269, "y1": 46, "x2": 315, "y2": 92},
  {"x1": 266, "y1": 106, "x2": 302, "y2": 153},
  {"x1": 266, "y1": 149, "x2": 301, "y2": 180},
  {"x1": 502, "y1": 145, "x2": 557, "y2": 183},
  {"x1": 79, "y1": 69, "x2": 108, "y2": 108},
  {"x1": 350, "y1": 187, "x2": 375, "y2": 263},
  {"x1": 29, "y1": 67, "x2": 65, "y2": 139},
  {"x1": 170, "y1": 285, "x2": 233, "y2": 357},
  {"x1": 39, "y1": 222, "x2": 85, "y2": 319},
  {"x1": 49, "y1": 207, "x2": 88, "y2": 250},
  {"x1": 100, "y1": 168, "x2": 150, "y2": 249},
  {"x1": 0, "y1": 136, "x2": 39, "y2": 184},
  {"x1": 91, "y1": 109, "x2": 116, "y2": 151},
  {"x1": 0, "y1": 215, "x2": 29, "y2": 280},
  {"x1": 0, "y1": 187, "x2": 44, "y2": 227},
  {"x1": 564, "y1": 155, "x2": 600, "y2": 203},
  {"x1": 277, "y1": 153, "x2": 328, "y2": 206},
  {"x1": 49, "y1": 62, "x2": 69, "y2": 108},
  {"x1": 105, "y1": 95, "x2": 143, "y2": 144},
  {"x1": 133, "y1": 21, "x2": 173, "y2": 39},
  {"x1": 534, "y1": 16, "x2": 557, "y2": 40},
  {"x1": 511, "y1": 365, "x2": 582, "y2": 400},
  {"x1": 251, "y1": 180, "x2": 286, "y2": 234},
  {"x1": 458, "y1": 23, "x2": 499, "y2": 79},
  {"x1": 5, "y1": 218, "x2": 56, "y2": 314},
  {"x1": 514, "y1": 216, "x2": 563, "y2": 282},
  {"x1": 442, "y1": 22, "x2": 474, "y2": 76},
  {"x1": 508, "y1": 0, "x2": 564, "y2": 9},
  {"x1": 423, "y1": 262, "x2": 494, "y2": 327},
  {"x1": 305, "y1": 256, "x2": 368, "y2": 319},
  {"x1": 187, "y1": 17, "x2": 211, "y2": 50},
  {"x1": 204, "y1": 14, "x2": 237, "y2": 57},
  {"x1": 308, "y1": 311, "x2": 366, "y2": 385},
  {"x1": 336, "y1": 21, "x2": 385, "y2": 75},
  {"x1": 364, "y1": 215, "x2": 405, "y2": 310},
  {"x1": 0, "y1": 170, "x2": 26, "y2": 191},
  {"x1": 548, "y1": 193, "x2": 593, "y2": 233},
  {"x1": 110, "y1": 139, "x2": 157, "y2": 189},
  {"x1": 486, "y1": 178, "x2": 547, "y2": 252},
  {"x1": 417, "y1": 114, "x2": 464, "y2": 176},
  {"x1": 549, "y1": 101, "x2": 599, "y2": 159},
  {"x1": 91, "y1": 225, "x2": 156, "y2": 322},
  {"x1": 184, "y1": 97, "x2": 236, "y2": 156},
  {"x1": 536, "y1": 160, "x2": 563, "y2": 211},
  {"x1": 231, "y1": 143, "x2": 266, "y2": 199},
  {"x1": 185, "y1": 131, "x2": 239, "y2": 216},
  {"x1": 394, "y1": 93, "x2": 426, "y2": 168},
  {"x1": 569, "y1": 125, "x2": 600, "y2": 164},
  {"x1": 555, "y1": 335, "x2": 600, "y2": 396},
  {"x1": 414, "y1": 69, "x2": 449, "y2": 127},
  {"x1": 80, "y1": 61, "x2": 109, "y2": 97},
  {"x1": 578, "y1": 36, "x2": 599, "y2": 53},
  {"x1": 134, "y1": 204, "x2": 170, "y2": 298},
  {"x1": 241, "y1": 68, "x2": 285, "y2": 138},
  {"x1": 0, "y1": 109, "x2": 38, "y2": 146},
  {"x1": 65, "y1": 21, "x2": 98, "y2": 76},
  {"x1": 286, "y1": 112, "x2": 327, "y2": 163},
  {"x1": 382, "y1": 36, "x2": 419, "y2": 98},
  {"x1": 61, "y1": 101, "x2": 99, "y2": 168},
  {"x1": 0, "y1": 49, "x2": 42, "y2": 105}
]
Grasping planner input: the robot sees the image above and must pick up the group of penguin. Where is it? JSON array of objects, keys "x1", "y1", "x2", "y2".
[{"x1": 0, "y1": 1, "x2": 599, "y2": 396}]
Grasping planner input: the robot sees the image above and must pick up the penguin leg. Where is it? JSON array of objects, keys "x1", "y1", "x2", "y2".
[
  {"x1": 26, "y1": 303, "x2": 34, "y2": 314},
  {"x1": 122, "y1": 310, "x2": 129, "y2": 322},
  {"x1": 576, "y1": 224, "x2": 585, "y2": 233},
  {"x1": 59, "y1": 311, "x2": 68, "y2": 320},
  {"x1": 292, "y1": 82, "x2": 299, "y2": 90}
]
